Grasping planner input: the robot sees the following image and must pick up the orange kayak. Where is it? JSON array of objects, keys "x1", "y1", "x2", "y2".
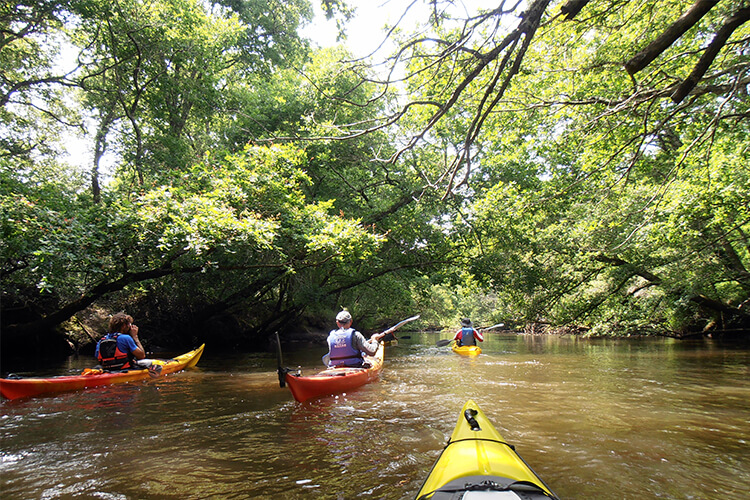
[
  {"x1": 285, "y1": 343, "x2": 384, "y2": 402},
  {"x1": 0, "y1": 344, "x2": 204, "y2": 400},
  {"x1": 452, "y1": 343, "x2": 481, "y2": 356}
]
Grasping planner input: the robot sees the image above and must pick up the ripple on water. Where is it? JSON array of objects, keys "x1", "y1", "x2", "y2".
[{"x1": 2, "y1": 338, "x2": 749, "y2": 499}]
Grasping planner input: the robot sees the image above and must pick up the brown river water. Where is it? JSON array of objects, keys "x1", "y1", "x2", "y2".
[{"x1": 1, "y1": 333, "x2": 748, "y2": 499}]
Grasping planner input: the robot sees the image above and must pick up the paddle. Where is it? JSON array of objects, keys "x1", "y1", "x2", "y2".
[
  {"x1": 436, "y1": 339, "x2": 454, "y2": 347},
  {"x1": 479, "y1": 323, "x2": 505, "y2": 332},
  {"x1": 322, "y1": 314, "x2": 421, "y2": 366},
  {"x1": 275, "y1": 332, "x2": 295, "y2": 388},
  {"x1": 383, "y1": 314, "x2": 421, "y2": 334}
]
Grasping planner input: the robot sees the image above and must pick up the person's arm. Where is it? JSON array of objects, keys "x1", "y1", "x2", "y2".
[
  {"x1": 453, "y1": 329, "x2": 461, "y2": 340},
  {"x1": 127, "y1": 325, "x2": 146, "y2": 359},
  {"x1": 474, "y1": 328, "x2": 484, "y2": 342},
  {"x1": 353, "y1": 331, "x2": 383, "y2": 356}
]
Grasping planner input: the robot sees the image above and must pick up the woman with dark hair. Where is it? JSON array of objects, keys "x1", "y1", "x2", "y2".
[{"x1": 95, "y1": 312, "x2": 161, "y2": 375}]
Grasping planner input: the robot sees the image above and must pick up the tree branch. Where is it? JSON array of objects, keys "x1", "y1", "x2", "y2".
[
  {"x1": 560, "y1": 0, "x2": 590, "y2": 21},
  {"x1": 690, "y1": 294, "x2": 750, "y2": 317},
  {"x1": 624, "y1": 0, "x2": 720, "y2": 75},
  {"x1": 4, "y1": 258, "x2": 190, "y2": 336},
  {"x1": 592, "y1": 254, "x2": 662, "y2": 284},
  {"x1": 671, "y1": 6, "x2": 750, "y2": 103}
]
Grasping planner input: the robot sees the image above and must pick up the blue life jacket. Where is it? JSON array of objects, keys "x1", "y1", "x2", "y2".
[
  {"x1": 327, "y1": 328, "x2": 363, "y2": 367},
  {"x1": 459, "y1": 327, "x2": 476, "y2": 346}
]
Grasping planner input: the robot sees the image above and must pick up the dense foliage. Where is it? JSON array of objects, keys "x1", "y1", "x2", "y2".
[
  {"x1": 343, "y1": 0, "x2": 750, "y2": 337},
  {"x1": 2, "y1": 0, "x2": 749, "y2": 360}
]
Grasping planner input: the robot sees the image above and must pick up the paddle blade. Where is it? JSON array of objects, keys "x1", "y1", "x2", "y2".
[
  {"x1": 147, "y1": 364, "x2": 163, "y2": 378},
  {"x1": 384, "y1": 314, "x2": 421, "y2": 334},
  {"x1": 436, "y1": 339, "x2": 453, "y2": 347},
  {"x1": 275, "y1": 332, "x2": 284, "y2": 364},
  {"x1": 479, "y1": 323, "x2": 505, "y2": 331},
  {"x1": 275, "y1": 332, "x2": 286, "y2": 388}
]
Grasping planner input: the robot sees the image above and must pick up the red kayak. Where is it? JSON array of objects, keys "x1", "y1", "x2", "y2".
[
  {"x1": 284, "y1": 342, "x2": 384, "y2": 402},
  {"x1": 0, "y1": 344, "x2": 204, "y2": 400}
]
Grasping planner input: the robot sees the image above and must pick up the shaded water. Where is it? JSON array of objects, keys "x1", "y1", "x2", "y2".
[{"x1": 1, "y1": 334, "x2": 749, "y2": 499}]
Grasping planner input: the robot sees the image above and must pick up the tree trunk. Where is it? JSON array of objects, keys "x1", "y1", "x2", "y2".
[{"x1": 91, "y1": 106, "x2": 117, "y2": 204}]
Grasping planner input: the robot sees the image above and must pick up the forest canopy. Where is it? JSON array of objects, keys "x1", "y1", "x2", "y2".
[{"x1": 2, "y1": 0, "x2": 749, "y2": 359}]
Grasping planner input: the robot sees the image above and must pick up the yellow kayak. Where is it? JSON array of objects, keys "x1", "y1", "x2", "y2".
[
  {"x1": 415, "y1": 400, "x2": 558, "y2": 499},
  {"x1": 452, "y1": 343, "x2": 481, "y2": 356}
]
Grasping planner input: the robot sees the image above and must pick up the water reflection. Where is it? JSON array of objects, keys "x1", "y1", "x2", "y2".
[{"x1": 1, "y1": 334, "x2": 749, "y2": 499}]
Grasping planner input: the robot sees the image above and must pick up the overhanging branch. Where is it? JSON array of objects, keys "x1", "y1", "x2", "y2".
[
  {"x1": 624, "y1": 0, "x2": 720, "y2": 75},
  {"x1": 672, "y1": 7, "x2": 750, "y2": 103}
]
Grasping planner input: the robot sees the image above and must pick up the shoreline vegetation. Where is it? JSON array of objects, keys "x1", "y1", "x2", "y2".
[
  {"x1": 56, "y1": 307, "x2": 746, "y2": 358},
  {"x1": 3, "y1": 308, "x2": 747, "y2": 371}
]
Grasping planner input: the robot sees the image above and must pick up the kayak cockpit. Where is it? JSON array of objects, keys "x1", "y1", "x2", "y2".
[{"x1": 418, "y1": 474, "x2": 555, "y2": 499}]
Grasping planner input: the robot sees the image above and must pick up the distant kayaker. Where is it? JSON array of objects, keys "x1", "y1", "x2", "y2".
[
  {"x1": 454, "y1": 318, "x2": 484, "y2": 347},
  {"x1": 95, "y1": 312, "x2": 161, "y2": 375},
  {"x1": 326, "y1": 310, "x2": 385, "y2": 368}
]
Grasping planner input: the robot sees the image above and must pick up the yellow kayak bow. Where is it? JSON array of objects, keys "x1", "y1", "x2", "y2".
[{"x1": 415, "y1": 400, "x2": 558, "y2": 499}]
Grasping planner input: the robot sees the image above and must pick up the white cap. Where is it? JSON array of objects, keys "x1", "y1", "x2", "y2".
[{"x1": 336, "y1": 310, "x2": 352, "y2": 323}]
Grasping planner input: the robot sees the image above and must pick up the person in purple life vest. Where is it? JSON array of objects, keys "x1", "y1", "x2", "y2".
[
  {"x1": 453, "y1": 318, "x2": 484, "y2": 347},
  {"x1": 326, "y1": 310, "x2": 385, "y2": 368},
  {"x1": 95, "y1": 312, "x2": 161, "y2": 375}
]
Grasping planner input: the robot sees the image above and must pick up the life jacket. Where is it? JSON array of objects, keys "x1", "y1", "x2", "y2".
[
  {"x1": 458, "y1": 327, "x2": 476, "y2": 346},
  {"x1": 97, "y1": 333, "x2": 134, "y2": 370},
  {"x1": 327, "y1": 328, "x2": 363, "y2": 367}
]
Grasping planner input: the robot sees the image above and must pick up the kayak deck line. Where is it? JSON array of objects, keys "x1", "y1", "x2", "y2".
[{"x1": 443, "y1": 437, "x2": 515, "y2": 449}]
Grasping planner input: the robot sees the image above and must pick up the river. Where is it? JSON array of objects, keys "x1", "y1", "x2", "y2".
[{"x1": 1, "y1": 333, "x2": 748, "y2": 499}]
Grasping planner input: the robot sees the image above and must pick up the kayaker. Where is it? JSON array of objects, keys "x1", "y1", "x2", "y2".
[
  {"x1": 95, "y1": 312, "x2": 161, "y2": 374},
  {"x1": 453, "y1": 318, "x2": 484, "y2": 347},
  {"x1": 326, "y1": 310, "x2": 385, "y2": 368}
]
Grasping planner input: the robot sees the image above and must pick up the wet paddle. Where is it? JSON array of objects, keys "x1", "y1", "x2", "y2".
[
  {"x1": 479, "y1": 323, "x2": 505, "y2": 331},
  {"x1": 381, "y1": 314, "x2": 420, "y2": 339},
  {"x1": 275, "y1": 332, "x2": 293, "y2": 388},
  {"x1": 436, "y1": 339, "x2": 454, "y2": 347}
]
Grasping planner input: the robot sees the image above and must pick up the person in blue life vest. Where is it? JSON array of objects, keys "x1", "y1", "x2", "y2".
[
  {"x1": 326, "y1": 310, "x2": 386, "y2": 368},
  {"x1": 95, "y1": 312, "x2": 161, "y2": 375},
  {"x1": 453, "y1": 318, "x2": 484, "y2": 347}
]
